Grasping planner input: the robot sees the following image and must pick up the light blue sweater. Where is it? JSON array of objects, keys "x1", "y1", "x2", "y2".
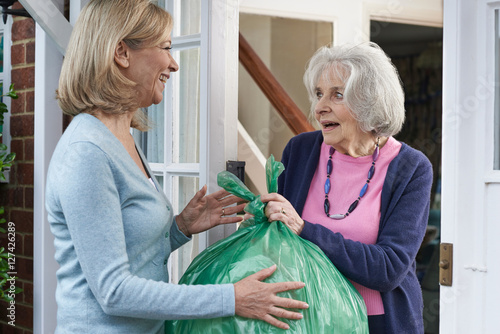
[{"x1": 46, "y1": 113, "x2": 235, "y2": 333}]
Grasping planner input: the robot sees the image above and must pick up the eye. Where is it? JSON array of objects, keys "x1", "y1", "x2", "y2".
[
  {"x1": 162, "y1": 46, "x2": 172, "y2": 51},
  {"x1": 334, "y1": 92, "x2": 343, "y2": 100},
  {"x1": 315, "y1": 90, "x2": 323, "y2": 100}
]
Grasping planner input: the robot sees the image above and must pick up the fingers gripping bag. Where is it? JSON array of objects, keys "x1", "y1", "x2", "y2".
[{"x1": 166, "y1": 156, "x2": 368, "y2": 333}]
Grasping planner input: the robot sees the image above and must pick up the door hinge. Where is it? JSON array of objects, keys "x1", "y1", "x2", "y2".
[{"x1": 439, "y1": 243, "x2": 453, "y2": 286}]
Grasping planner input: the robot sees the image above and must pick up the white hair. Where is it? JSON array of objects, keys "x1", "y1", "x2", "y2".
[{"x1": 303, "y1": 42, "x2": 405, "y2": 137}]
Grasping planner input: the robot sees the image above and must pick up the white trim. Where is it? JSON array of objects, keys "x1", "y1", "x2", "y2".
[
  {"x1": 198, "y1": 0, "x2": 209, "y2": 252},
  {"x1": 19, "y1": 0, "x2": 72, "y2": 55},
  {"x1": 202, "y1": 0, "x2": 239, "y2": 246},
  {"x1": 364, "y1": 2, "x2": 443, "y2": 27},
  {"x1": 486, "y1": 4, "x2": 499, "y2": 174},
  {"x1": 33, "y1": 23, "x2": 64, "y2": 334},
  {"x1": 440, "y1": 0, "x2": 461, "y2": 330},
  {"x1": 237, "y1": 121, "x2": 267, "y2": 195},
  {"x1": 484, "y1": 171, "x2": 500, "y2": 183},
  {"x1": 172, "y1": 33, "x2": 202, "y2": 50},
  {"x1": 70, "y1": 0, "x2": 90, "y2": 25},
  {"x1": 148, "y1": 162, "x2": 200, "y2": 175},
  {"x1": 239, "y1": 6, "x2": 336, "y2": 23}
]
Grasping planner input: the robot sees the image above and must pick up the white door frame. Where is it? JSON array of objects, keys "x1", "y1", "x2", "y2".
[
  {"x1": 239, "y1": 0, "x2": 442, "y2": 45},
  {"x1": 201, "y1": 0, "x2": 240, "y2": 246},
  {"x1": 441, "y1": 0, "x2": 500, "y2": 332}
]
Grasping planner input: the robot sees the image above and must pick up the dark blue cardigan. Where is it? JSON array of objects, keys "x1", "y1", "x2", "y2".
[{"x1": 278, "y1": 131, "x2": 433, "y2": 334}]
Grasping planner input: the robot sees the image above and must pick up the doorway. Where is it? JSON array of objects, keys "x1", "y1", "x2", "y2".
[{"x1": 370, "y1": 20, "x2": 443, "y2": 334}]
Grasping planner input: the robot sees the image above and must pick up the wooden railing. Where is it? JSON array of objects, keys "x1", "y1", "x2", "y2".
[{"x1": 238, "y1": 33, "x2": 315, "y2": 135}]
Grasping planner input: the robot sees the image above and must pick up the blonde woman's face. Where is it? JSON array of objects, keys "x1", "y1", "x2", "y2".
[{"x1": 123, "y1": 34, "x2": 179, "y2": 108}]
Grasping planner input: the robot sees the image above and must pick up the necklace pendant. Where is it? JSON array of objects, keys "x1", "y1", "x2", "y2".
[{"x1": 329, "y1": 214, "x2": 345, "y2": 220}]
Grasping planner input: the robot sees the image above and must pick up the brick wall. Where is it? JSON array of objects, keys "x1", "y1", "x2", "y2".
[{"x1": 0, "y1": 8, "x2": 35, "y2": 334}]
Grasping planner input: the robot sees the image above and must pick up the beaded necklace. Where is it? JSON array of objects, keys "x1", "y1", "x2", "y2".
[{"x1": 323, "y1": 138, "x2": 380, "y2": 220}]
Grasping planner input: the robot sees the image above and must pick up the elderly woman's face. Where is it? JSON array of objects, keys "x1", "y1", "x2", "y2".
[
  {"x1": 121, "y1": 34, "x2": 179, "y2": 107},
  {"x1": 314, "y1": 67, "x2": 365, "y2": 154}
]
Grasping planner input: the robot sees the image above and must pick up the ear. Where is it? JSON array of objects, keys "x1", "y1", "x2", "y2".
[{"x1": 114, "y1": 41, "x2": 130, "y2": 68}]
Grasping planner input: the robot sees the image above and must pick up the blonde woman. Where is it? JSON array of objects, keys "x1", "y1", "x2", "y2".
[{"x1": 46, "y1": 0, "x2": 307, "y2": 332}]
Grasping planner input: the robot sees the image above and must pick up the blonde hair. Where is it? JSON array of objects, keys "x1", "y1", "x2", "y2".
[
  {"x1": 57, "y1": 0, "x2": 173, "y2": 130},
  {"x1": 303, "y1": 42, "x2": 405, "y2": 137}
]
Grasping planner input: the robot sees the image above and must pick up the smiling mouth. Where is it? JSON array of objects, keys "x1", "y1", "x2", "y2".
[{"x1": 159, "y1": 74, "x2": 168, "y2": 84}]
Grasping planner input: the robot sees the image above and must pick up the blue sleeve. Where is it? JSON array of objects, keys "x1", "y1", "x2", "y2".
[
  {"x1": 55, "y1": 141, "x2": 235, "y2": 319},
  {"x1": 171, "y1": 217, "x2": 191, "y2": 251},
  {"x1": 300, "y1": 154, "x2": 433, "y2": 292}
]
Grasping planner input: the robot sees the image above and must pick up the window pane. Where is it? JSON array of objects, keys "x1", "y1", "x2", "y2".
[
  {"x1": 177, "y1": 0, "x2": 201, "y2": 36},
  {"x1": 0, "y1": 33, "x2": 3, "y2": 73},
  {"x1": 175, "y1": 48, "x2": 200, "y2": 163},
  {"x1": 174, "y1": 176, "x2": 199, "y2": 277},
  {"x1": 132, "y1": 104, "x2": 165, "y2": 163},
  {"x1": 495, "y1": 10, "x2": 500, "y2": 169},
  {"x1": 154, "y1": 174, "x2": 164, "y2": 190}
]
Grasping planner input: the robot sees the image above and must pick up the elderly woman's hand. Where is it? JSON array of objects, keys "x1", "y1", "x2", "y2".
[
  {"x1": 176, "y1": 186, "x2": 245, "y2": 237},
  {"x1": 261, "y1": 193, "x2": 305, "y2": 235},
  {"x1": 234, "y1": 264, "x2": 308, "y2": 330}
]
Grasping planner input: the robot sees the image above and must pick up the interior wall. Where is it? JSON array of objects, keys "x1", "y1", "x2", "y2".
[
  {"x1": 238, "y1": 15, "x2": 272, "y2": 158},
  {"x1": 269, "y1": 18, "x2": 332, "y2": 159},
  {"x1": 239, "y1": 14, "x2": 332, "y2": 162}
]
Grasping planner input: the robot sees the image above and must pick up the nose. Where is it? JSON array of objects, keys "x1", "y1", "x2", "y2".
[
  {"x1": 169, "y1": 53, "x2": 179, "y2": 72},
  {"x1": 314, "y1": 96, "x2": 330, "y2": 115}
]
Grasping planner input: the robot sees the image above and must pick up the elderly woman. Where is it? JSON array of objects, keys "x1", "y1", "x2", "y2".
[
  {"x1": 46, "y1": 0, "x2": 307, "y2": 333},
  {"x1": 261, "y1": 43, "x2": 433, "y2": 333}
]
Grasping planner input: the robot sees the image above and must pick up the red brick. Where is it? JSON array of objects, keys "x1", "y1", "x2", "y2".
[
  {"x1": 9, "y1": 210, "x2": 32, "y2": 234},
  {"x1": 14, "y1": 233, "x2": 23, "y2": 256},
  {"x1": 11, "y1": 44, "x2": 25, "y2": 66},
  {"x1": 13, "y1": 303, "x2": 33, "y2": 329},
  {"x1": 10, "y1": 91, "x2": 25, "y2": 115},
  {"x1": 23, "y1": 234, "x2": 33, "y2": 257},
  {"x1": 0, "y1": 187, "x2": 14, "y2": 207},
  {"x1": 12, "y1": 19, "x2": 35, "y2": 42},
  {"x1": 10, "y1": 140, "x2": 23, "y2": 161},
  {"x1": 0, "y1": 290, "x2": 31, "y2": 328},
  {"x1": 24, "y1": 187, "x2": 33, "y2": 210},
  {"x1": 11, "y1": 67, "x2": 35, "y2": 90},
  {"x1": 0, "y1": 323, "x2": 24, "y2": 334},
  {"x1": 10, "y1": 115, "x2": 34, "y2": 137},
  {"x1": 0, "y1": 185, "x2": 8, "y2": 206},
  {"x1": 24, "y1": 138, "x2": 33, "y2": 162},
  {"x1": 16, "y1": 257, "x2": 33, "y2": 282},
  {"x1": 25, "y1": 42, "x2": 35, "y2": 64},
  {"x1": 25, "y1": 91, "x2": 34, "y2": 114},
  {"x1": 11, "y1": 187, "x2": 23, "y2": 208},
  {"x1": 0, "y1": 233, "x2": 7, "y2": 248},
  {"x1": 21, "y1": 281, "x2": 33, "y2": 305},
  {"x1": 12, "y1": 2, "x2": 24, "y2": 10},
  {"x1": 14, "y1": 163, "x2": 33, "y2": 185}
]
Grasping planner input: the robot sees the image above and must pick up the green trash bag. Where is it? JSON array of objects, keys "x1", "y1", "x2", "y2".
[{"x1": 166, "y1": 155, "x2": 368, "y2": 333}]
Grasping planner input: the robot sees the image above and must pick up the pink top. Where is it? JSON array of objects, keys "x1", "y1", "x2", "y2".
[{"x1": 301, "y1": 137, "x2": 402, "y2": 315}]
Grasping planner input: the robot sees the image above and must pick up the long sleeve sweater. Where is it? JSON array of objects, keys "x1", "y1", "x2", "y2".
[
  {"x1": 278, "y1": 131, "x2": 433, "y2": 334},
  {"x1": 46, "y1": 113, "x2": 234, "y2": 334}
]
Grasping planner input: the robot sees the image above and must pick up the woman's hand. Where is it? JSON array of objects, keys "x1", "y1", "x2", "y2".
[
  {"x1": 234, "y1": 265, "x2": 308, "y2": 330},
  {"x1": 261, "y1": 193, "x2": 305, "y2": 235},
  {"x1": 176, "y1": 185, "x2": 246, "y2": 237}
]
